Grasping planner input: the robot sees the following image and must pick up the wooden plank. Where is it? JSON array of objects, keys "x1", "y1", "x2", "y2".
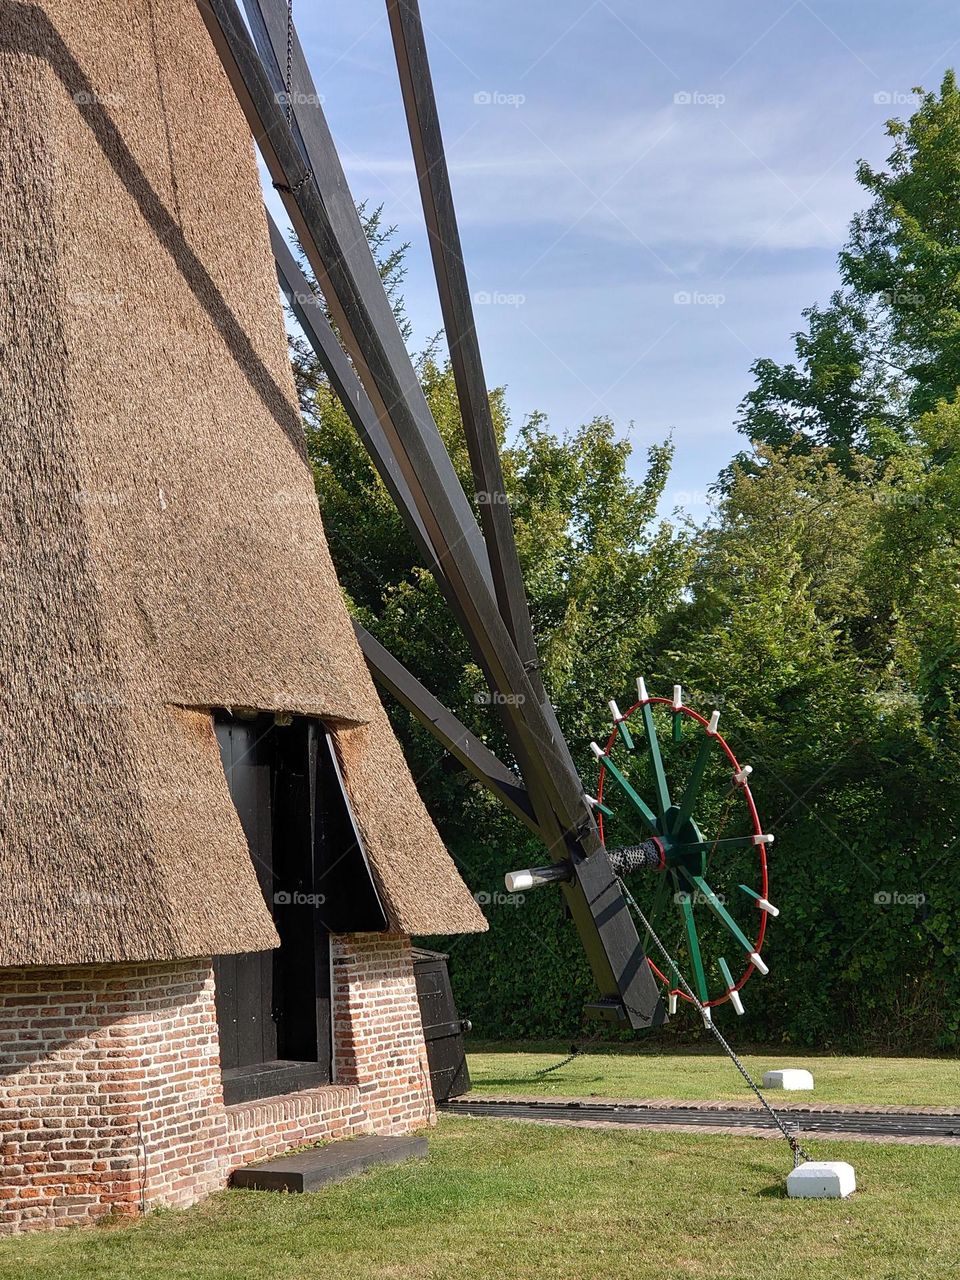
[
  {"x1": 240, "y1": 0, "x2": 495, "y2": 599},
  {"x1": 671, "y1": 732, "x2": 714, "y2": 833},
  {"x1": 678, "y1": 881, "x2": 709, "y2": 1004},
  {"x1": 212, "y1": 722, "x2": 240, "y2": 1069},
  {"x1": 214, "y1": 952, "x2": 240, "y2": 1070},
  {"x1": 231, "y1": 1135, "x2": 428, "y2": 1191},
  {"x1": 383, "y1": 0, "x2": 586, "y2": 855},
  {"x1": 270, "y1": 217, "x2": 442, "y2": 581},
  {"x1": 639, "y1": 703, "x2": 671, "y2": 819}
]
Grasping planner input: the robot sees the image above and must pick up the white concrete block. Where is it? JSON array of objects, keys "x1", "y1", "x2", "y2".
[
  {"x1": 762, "y1": 1068, "x2": 814, "y2": 1090},
  {"x1": 787, "y1": 1161, "x2": 856, "y2": 1199}
]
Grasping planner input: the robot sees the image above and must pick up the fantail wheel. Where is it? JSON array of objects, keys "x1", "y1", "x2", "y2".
[{"x1": 588, "y1": 680, "x2": 779, "y2": 1022}]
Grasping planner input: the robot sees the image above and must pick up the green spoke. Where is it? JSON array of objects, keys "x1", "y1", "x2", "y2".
[
  {"x1": 599, "y1": 753, "x2": 658, "y2": 833},
  {"x1": 670, "y1": 732, "x2": 714, "y2": 834},
  {"x1": 640, "y1": 703, "x2": 671, "y2": 819},
  {"x1": 609, "y1": 700, "x2": 635, "y2": 751},
  {"x1": 677, "y1": 879, "x2": 709, "y2": 1003},
  {"x1": 684, "y1": 872, "x2": 755, "y2": 955}
]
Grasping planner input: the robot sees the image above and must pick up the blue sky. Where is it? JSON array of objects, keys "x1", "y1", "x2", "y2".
[{"x1": 269, "y1": 0, "x2": 960, "y2": 514}]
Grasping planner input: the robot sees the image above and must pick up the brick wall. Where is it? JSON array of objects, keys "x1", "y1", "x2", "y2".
[
  {"x1": 0, "y1": 934, "x2": 434, "y2": 1233},
  {"x1": 332, "y1": 936, "x2": 435, "y2": 1133}
]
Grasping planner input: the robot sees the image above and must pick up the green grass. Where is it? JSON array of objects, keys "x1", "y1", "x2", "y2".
[
  {"x1": 1, "y1": 1118, "x2": 957, "y2": 1280},
  {"x1": 466, "y1": 1041, "x2": 960, "y2": 1107}
]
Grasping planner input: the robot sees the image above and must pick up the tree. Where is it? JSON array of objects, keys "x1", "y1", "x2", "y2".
[
  {"x1": 733, "y1": 292, "x2": 902, "y2": 473},
  {"x1": 844, "y1": 71, "x2": 960, "y2": 417},
  {"x1": 303, "y1": 353, "x2": 692, "y2": 788},
  {"x1": 733, "y1": 74, "x2": 960, "y2": 470}
]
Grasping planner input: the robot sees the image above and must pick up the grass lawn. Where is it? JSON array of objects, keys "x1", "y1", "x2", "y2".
[
  {"x1": 466, "y1": 1041, "x2": 960, "y2": 1108},
  {"x1": 0, "y1": 1118, "x2": 957, "y2": 1280}
]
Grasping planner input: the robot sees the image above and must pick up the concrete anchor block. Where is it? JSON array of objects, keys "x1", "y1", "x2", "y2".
[
  {"x1": 762, "y1": 1068, "x2": 814, "y2": 1090},
  {"x1": 787, "y1": 1161, "x2": 856, "y2": 1199}
]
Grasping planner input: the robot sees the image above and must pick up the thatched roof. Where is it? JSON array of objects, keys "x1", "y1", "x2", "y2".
[{"x1": 0, "y1": 0, "x2": 486, "y2": 966}]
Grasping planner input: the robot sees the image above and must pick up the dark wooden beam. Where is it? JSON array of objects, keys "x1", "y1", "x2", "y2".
[
  {"x1": 386, "y1": 0, "x2": 539, "y2": 669},
  {"x1": 383, "y1": 2, "x2": 596, "y2": 919},
  {"x1": 353, "y1": 621, "x2": 538, "y2": 833}
]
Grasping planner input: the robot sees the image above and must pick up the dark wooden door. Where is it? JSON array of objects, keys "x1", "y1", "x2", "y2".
[
  {"x1": 211, "y1": 712, "x2": 389, "y2": 1103},
  {"x1": 413, "y1": 949, "x2": 471, "y2": 1101},
  {"x1": 213, "y1": 718, "x2": 278, "y2": 1071}
]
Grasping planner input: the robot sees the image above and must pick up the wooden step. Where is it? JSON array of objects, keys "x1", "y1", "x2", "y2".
[{"x1": 230, "y1": 1134, "x2": 428, "y2": 1192}]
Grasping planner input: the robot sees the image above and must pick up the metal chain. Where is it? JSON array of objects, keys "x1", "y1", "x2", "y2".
[
  {"x1": 284, "y1": 0, "x2": 295, "y2": 123},
  {"x1": 532, "y1": 1025, "x2": 606, "y2": 1079},
  {"x1": 616, "y1": 876, "x2": 809, "y2": 1168}
]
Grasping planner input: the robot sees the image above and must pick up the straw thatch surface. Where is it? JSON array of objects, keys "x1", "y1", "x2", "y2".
[{"x1": 0, "y1": 0, "x2": 485, "y2": 965}]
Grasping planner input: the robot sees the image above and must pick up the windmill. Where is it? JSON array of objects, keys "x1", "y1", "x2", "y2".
[{"x1": 196, "y1": 0, "x2": 777, "y2": 1031}]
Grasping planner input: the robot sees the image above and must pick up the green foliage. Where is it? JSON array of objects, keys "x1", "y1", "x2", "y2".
[{"x1": 733, "y1": 291, "x2": 901, "y2": 473}]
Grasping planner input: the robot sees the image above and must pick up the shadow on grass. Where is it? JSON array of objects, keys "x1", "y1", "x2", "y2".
[{"x1": 758, "y1": 1181, "x2": 790, "y2": 1199}]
